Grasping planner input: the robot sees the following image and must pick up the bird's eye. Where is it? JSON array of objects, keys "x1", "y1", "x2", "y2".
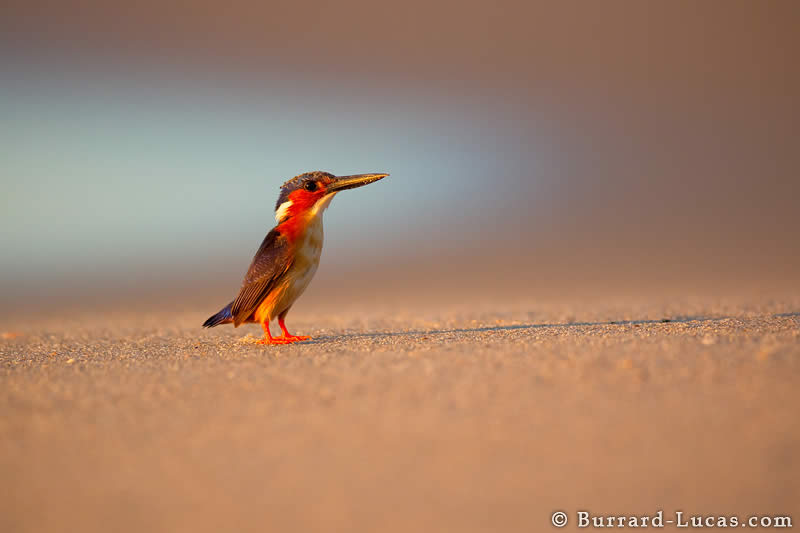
[{"x1": 304, "y1": 181, "x2": 318, "y2": 192}]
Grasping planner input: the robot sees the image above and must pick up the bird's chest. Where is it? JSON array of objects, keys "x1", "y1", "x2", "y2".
[
  {"x1": 256, "y1": 218, "x2": 326, "y2": 322},
  {"x1": 281, "y1": 220, "x2": 324, "y2": 302},
  {"x1": 294, "y1": 219, "x2": 325, "y2": 274}
]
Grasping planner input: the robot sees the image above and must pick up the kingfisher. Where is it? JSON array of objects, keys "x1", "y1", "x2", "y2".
[{"x1": 203, "y1": 171, "x2": 389, "y2": 344}]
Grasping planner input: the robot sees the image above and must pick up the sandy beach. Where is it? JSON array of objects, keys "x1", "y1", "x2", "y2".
[
  {"x1": 3, "y1": 0, "x2": 799, "y2": 530},
  {"x1": 2, "y1": 293, "x2": 798, "y2": 532}
]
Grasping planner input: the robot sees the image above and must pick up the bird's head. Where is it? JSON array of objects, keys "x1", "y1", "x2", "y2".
[{"x1": 274, "y1": 171, "x2": 388, "y2": 224}]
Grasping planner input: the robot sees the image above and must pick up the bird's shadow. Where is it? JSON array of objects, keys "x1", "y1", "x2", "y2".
[{"x1": 304, "y1": 313, "x2": 799, "y2": 344}]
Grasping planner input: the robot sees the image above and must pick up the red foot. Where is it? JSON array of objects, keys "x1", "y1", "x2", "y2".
[
  {"x1": 280, "y1": 335, "x2": 311, "y2": 343},
  {"x1": 257, "y1": 319, "x2": 312, "y2": 346},
  {"x1": 257, "y1": 337, "x2": 295, "y2": 345},
  {"x1": 277, "y1": 317, "x2": 311, "y2": 343}
]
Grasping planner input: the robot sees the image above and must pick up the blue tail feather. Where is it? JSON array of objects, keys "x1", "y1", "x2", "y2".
[{"x1": 203, "y1": 302, "x2": 234, "y2": 328}]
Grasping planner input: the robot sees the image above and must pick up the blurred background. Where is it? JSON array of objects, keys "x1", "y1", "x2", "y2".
[{"x1": 2, "y1": 0, "x2": 798, "y2": 316}]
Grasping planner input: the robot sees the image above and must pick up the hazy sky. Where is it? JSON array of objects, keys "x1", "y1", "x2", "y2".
[{"x1": 2, "y1": 1, "x2": 798, "y2": 308}]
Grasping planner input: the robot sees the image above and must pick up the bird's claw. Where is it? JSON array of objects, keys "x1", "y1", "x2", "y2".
[
  {"x1": 257, "y1": 338, "x2": 293, "y2": 345},
  {"x1": 281, "y1": 335, "x2": 312, "y2": 342},
  {"x1": 257, "y1": 335, "x2": 312, "y2": 345}
]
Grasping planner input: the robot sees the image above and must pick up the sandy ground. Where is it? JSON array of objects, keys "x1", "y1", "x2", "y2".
[{"x1": 1, "y1": 294, "x2": 799, "y2": 532}]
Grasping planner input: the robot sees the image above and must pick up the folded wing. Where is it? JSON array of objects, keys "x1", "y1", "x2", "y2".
[{"x1": 230, "y1": 229, "x2": 293, "y2": 326}]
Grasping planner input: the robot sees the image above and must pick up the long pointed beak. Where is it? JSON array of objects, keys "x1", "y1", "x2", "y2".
[{"x1": 327, "y1": 173, "x2": 389, "y2": 193}]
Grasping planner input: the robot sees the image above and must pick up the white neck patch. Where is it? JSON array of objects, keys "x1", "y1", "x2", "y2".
[
  {"x1": 275, "y1": 192, "x2": 338, "y2": 223},
  {"x1": 275, "y1": 200, "x2": 293, "y2": 223}
]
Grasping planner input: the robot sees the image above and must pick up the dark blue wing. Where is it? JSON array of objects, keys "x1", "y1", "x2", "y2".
[{"x1": 230, "y1": 228, "x2": 293, "y2": 326}]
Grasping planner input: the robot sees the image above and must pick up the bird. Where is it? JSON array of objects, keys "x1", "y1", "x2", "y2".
[{"x1": 203, "y1": 171, "x2": 389, "y2": 344}]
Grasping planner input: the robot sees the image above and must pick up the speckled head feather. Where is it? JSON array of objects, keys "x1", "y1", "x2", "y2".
[{"x1": 275, "y1": 171, "x2": 335, "y2": 211}]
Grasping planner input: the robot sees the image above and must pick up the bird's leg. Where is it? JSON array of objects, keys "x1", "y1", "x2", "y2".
[
  {"x1": 277, "y1": 315, "x2": 311, "y2": 343},
  {"x1": 257, "y1": 321, "x2": 293, "y2": 345}
]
